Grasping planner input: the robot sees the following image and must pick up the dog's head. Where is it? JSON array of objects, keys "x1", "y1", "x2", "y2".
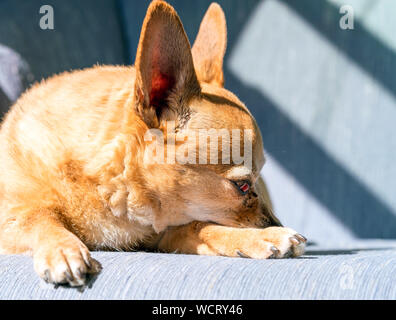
[{"x1": 131, "y1": 1, "x2": 281, "y2": 232}]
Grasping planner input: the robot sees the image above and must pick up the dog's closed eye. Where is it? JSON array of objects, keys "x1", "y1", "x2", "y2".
[{"x1": 230, "y1": 180, "x2": 251, "y2": 195}]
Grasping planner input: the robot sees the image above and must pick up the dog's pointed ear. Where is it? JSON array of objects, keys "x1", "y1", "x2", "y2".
[
  {"x1": 192, "y1": 3, "x2": 227, "y2": 87},
  {"x1": 134, "y1": 1, "x2": 200, "y2": 127}
]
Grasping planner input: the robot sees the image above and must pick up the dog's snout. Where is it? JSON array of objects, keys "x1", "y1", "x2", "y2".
[
  {"x1": 260, "y1": 203, "x2": 282, "y2": 227},
  {"x1": 268, "y1": 215, "x2": 282, "y2": 227}
]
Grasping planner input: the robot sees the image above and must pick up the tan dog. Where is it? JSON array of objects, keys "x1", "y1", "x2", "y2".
[{"x1": 0, "y1": 1, "x2": 306, "y2": 287}]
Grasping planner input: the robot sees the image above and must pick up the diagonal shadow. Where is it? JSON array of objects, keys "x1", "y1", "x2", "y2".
[
  {"x1": 225, "y1": 71, "x2": 396, "y2": 239},
  {"x1": 281, "y1": 0, "x2": 396, "y2": 101},
  {"x1": 118, "y1": 0, "x2": 396, "y2": 238}
]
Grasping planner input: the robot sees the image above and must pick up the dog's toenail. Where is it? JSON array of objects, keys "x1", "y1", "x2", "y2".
[
  {"x1": 236, "y1": 250, "x2": 251, "y2": 258},
  {"x1": 44, "y1": 270, "x2": 52, "y2": 283},
  {"x1": 295, "y1": 234, "x2": 307, "y2": 242},
  {"x1": 76, "y1": 268, "x2": 85, "y2": 279},
  {"x1": 65, "y1": 270, "x2": 74, "y2": 282},
  {"x1": 289, "y1": 236, "x2": 300, "y2": 245},
  {"x1": 270, "y1": 246, "x2": 280, "y2": 256},
  {"x1": 83, "y1": 257, "x2": 92, "y2": 269}
]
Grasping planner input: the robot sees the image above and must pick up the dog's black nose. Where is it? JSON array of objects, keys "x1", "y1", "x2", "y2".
[
  {"x1": 261, "y1": 203, "x2": 283, "y2": 227},
  {"x1": 269, "y1": 216, "x2": 283, "y2": 227}
]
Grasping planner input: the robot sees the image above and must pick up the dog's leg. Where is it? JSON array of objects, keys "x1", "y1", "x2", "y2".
[
  {"x1": 0, "y1": 206, "x2": 101, "y2": 286},
  {"x1": 157, "y1": 222, "x2": 306, "y2": 259}
]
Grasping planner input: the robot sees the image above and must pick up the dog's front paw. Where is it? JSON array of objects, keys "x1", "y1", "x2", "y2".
[
  {"x1": 262, "y1": 227, "x2": 307, "y2": 258},
  {"x1": 235, "y1": 227, "x2": 307, "y2": 259},
  {"x1": 33, "y1": 237, "x2": 101, "y2": 287}
]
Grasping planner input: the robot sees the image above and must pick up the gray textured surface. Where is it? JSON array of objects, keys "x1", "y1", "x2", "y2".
[
  {"x1": 0, "y1": 240, "x2": 395, "y2": 300},
  {"x1": 1, "y1": 0, "x2": 396, "y2": 300}
]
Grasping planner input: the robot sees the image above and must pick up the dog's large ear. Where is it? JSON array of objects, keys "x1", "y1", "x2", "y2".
[
  {"x1": 134, "y1": 0, "x2": 200, "y2": 127},
  {"x1": 192, "y1": 3, "x2": 227, "y2": 87}
]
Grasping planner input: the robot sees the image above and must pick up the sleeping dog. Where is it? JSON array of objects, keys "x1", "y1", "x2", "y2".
[{"x1": 0, "y1": 1, "x2": 306, "y2": 286}]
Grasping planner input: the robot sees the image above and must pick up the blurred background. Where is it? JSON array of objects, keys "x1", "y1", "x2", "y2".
[{"x1": 0, "y1": 0, "x2": 395, "y2": 243}]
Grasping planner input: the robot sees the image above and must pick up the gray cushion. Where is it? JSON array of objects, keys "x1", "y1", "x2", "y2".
[
  {"x1": 0, "y1": 240, "x2": 395, "y2": 299},
  {"x1": 0, "y1": 45, "x2": 33, "y2": 115}
]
